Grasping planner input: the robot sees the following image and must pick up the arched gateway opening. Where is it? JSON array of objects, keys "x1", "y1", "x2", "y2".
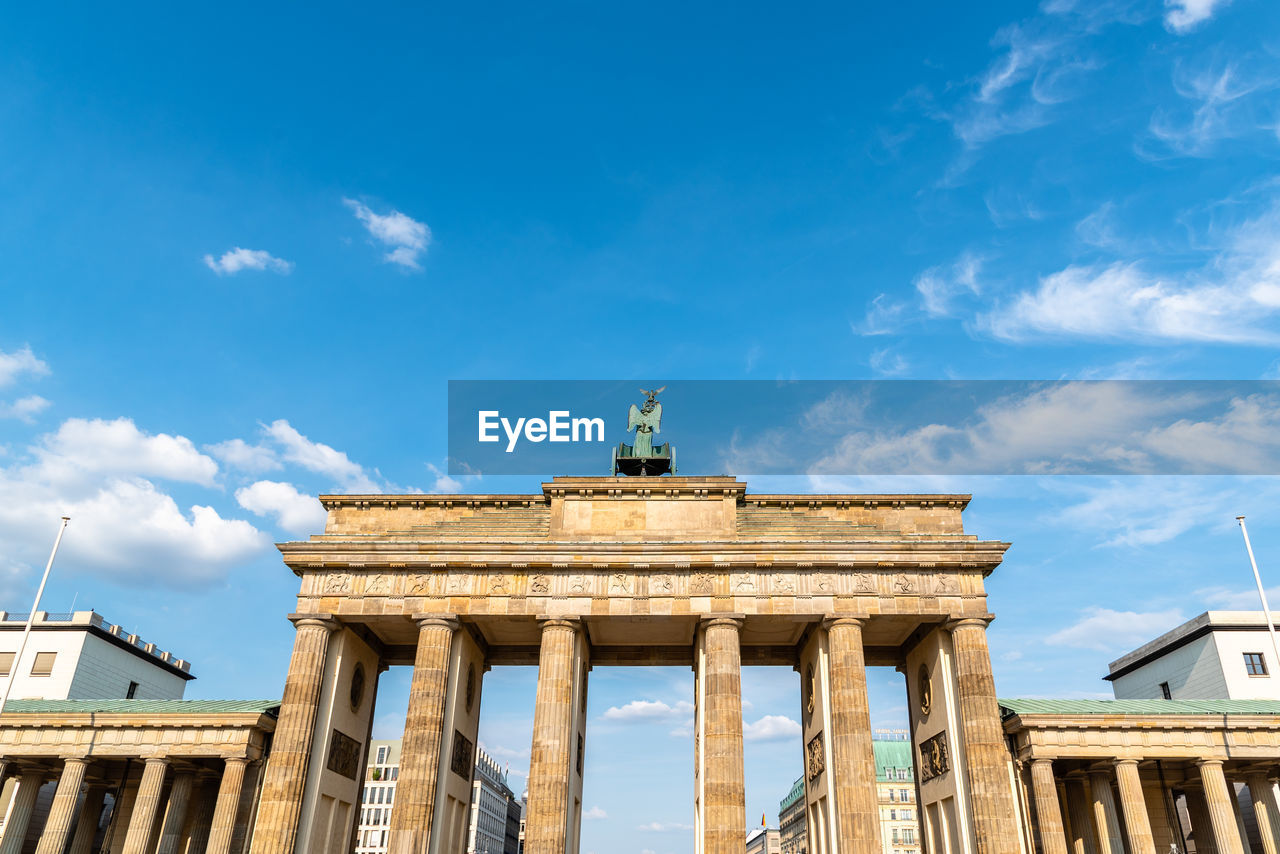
[{"x1": 248, "y1": 476, "x2": 1020, "y2": 854}]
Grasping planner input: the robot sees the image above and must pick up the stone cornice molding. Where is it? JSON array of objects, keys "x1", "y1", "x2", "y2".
[{"x1": 316, "y1": 490, "x2": 974, "y2": 508}]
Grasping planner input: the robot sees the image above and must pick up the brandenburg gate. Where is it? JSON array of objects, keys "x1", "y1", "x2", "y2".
[{"x1": 248, "y1": 475, "x2": 1021, "y2": 854}]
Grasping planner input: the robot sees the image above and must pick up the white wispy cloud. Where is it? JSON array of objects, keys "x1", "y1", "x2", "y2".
[
  {"x1": 916, "y1": 252, "x2": 983, "y2": 317},
  {"x1": 344, "y1": 198, "x2": 431, "y2": 270},
  {"x1": 202, "y1": 247, "x2": 294, "y2": 276},
  {"x1": 263, "y1": 419, "x2": 383, "y2": 492},
  {"x1": 979, "y1": 200, "x2": 1280, "y2": 345},
  {"x1": 0, "y1": 395, "x2": 50, "y2": 423},
  {"x1": 0, "y1": 345, "x2": 49, "y2": 388},
  {"x1": 35, "y1": 417, "x2": 220, "y2": 488},
  {"x1": 742, "y1": 715, "x2": 801, "y2": 742},
  {"x1": 1164, "y1": 0, "x2": 1231, "y2": 33},
  {"x1": 638, "y1": 822, "x2": 694, "y2": 832},
  {"x1": 600, "y1": 699, "x2": 694, "y2": 722},
  {"x1": 1145, "y1": 61, "x2": 1276, "y2": 158},
  {"x1": 205, "y1": 438, "x2": 283, "y2": 474},
  {"x1": 584, "y1": 806, "x2": 607, "y2": 820},
  {"x1": 1046, "y1": 607, "x2": 1185, "y2": 651},
  {"x1": 235, "y1": 480, "x2": 327, "y2": 535},
  {"x1": 869, "y1": 348, "x2": 909, "y2": 377}
]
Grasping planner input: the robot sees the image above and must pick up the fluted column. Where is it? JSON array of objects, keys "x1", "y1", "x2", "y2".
[
  {"x1": 387, "y1": 615, "x2": 459, "y2": 853},
  {"x1": 1065, "y1": 780, "x2": 1099, "y2": 854},
  {"x1": 1114, "y1": 760, "x2": 1156, "y2": 854},
  {"x1": 180, "y1": 779, "x2": 217, "y2": 854},
  {"x1": 123, "y1": 758, "x2": 170, "y2": 854},
  {"x1": 1089, "y1": 771, "x2": 1125, "y2": 854},
  {"x1": 36, "y1": 757, "x2": 90, "y2": 854},
  {"x1": 1031, "y1": 761, "x2": 1069, "y2": 854},
  {"x1": 68, "y1": 785, "x2": 108, "y2": 854},
  {"x1": 0, "y1": 770, "x2": 46, "y2": 854},
  {"x1": 1199, "y1": 761, "x2": 1246, "y2": 854},
  {"x1": 526, "y1": 618, "x2": 582, "y2": 854},
  {"x1": 206, "y1": 758, "x2": 248, "y2": 854},
  {"x1": 948, "y1": 617, "x2": 1021, "y2": 854},
  {"x1": 700, "y1": 617, "x2": 746, "y2": 854},
  {"x1": 1247, "y1": 774, "x2": 1280, "y2": 854},
  {"x1": 156, "y1": 770, "x2": 195, "y2": 854},
  {"x1": 249, "y1": 614, "x2": 337, "y2": 854},
  {"x1": 825, "y1": 617, "x2": 881, "y2": 854},
  {"x1": 1187, "y1": 787, "x2": 1219, "y2": 854}
]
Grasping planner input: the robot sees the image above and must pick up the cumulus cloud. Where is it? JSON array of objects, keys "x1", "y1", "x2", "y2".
[
  {"x1": 35, "y1": 418, "x2": 220, "y2": 488},
  {"x1": 1164, "y1": 0, "x2": 1230, "y2": 32},
  {"x1": 0, "y1": 419, "x2": 268, "y2": 591},
  {"x1": 600, "y1": 699, "x2": 694, "y2": 722},
  {"x1": 1046, "y1": 607, "x2": 1185, "y2": 651},
  {"x1": 742, "y1": 715, "x2": 802, "y2": 742},
  {"x1": 235, "y1": 481, "x2": 327, "y2": 535},
  {"x1": 263, "y1": 419, "x2": 383, "y2": 492},
  {"x1": 202, "y1": 247, "x2": 294, "y2": 276},
  {"x1": 584, "y1": 806, "x2": 607, "y2": 820},
  {"x1": 0, "y1": 345, "x2": 49, "y2": 387},
  {"x1": 0, "y1": 395, "x2": 50, "y2": 423},
  {"x1": 979, "y1": 200, "x2": 1280, "y2": 345},
  {"x1": 205, "y1": 438, "x2": 282, "y2": 474},
  {"x1": 344, "y1": 198, "x2": 431, "y2": 270}
]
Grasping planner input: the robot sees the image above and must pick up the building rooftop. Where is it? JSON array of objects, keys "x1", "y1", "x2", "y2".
[
  {"x1": 1000, "y1": 698, "x2": 1280, "y2": 716},
  {"x1": 780, "y1": 776, "x2": 805, "y2": 812},
  {"x1": 1106, "y1": 611, "x2": 1277, "y2": 681},
  {"x1": 873, "y1": 738, "x2": 914, "y2": 782},
  {"x1": 0, "y1": 610, "x2": 194, "y2": 678},
  {"x1": 0, "y1": 699, "x2": 278, "y2": 715}
]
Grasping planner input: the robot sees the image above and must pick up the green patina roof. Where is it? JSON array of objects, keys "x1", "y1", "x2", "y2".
[
  {"x1": 780, "y1": 776, "x2": 805, "y2": 811},
  {"x1": 1, "y1": 699, "x2": 279, "y2": 715},
  {"x1": 874, "y1": 739, "x2": 914, "y2": 782},
  {"x1": 999, "y1": 698, "x2": 1280, "y2": 716}
]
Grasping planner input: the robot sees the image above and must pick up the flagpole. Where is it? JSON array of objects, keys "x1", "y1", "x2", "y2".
[
  {"x1": 0, "y1": 516, "x2": 70, "y2": 719},
  {"x1": 1236, "y1": 516, "x2": 1280, "y2": 673}
]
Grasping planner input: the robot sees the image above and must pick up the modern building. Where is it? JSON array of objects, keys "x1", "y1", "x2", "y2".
[
  {"x1": 1107, "y1": 611, "x2": 1280, "y2": 701},
  {"x1": 747, "y1": 825, "x2": 782, "y2": 854},
  {"x1": 874, "y1": 734, "x2": 921, "y2": 854},
  {"x1": 357, "y1": 739, "x2": 402, "y2": 853},
  {"x1": 779, "y1": 776, "x2": 806, "y2": 854},
  {"x1": 468, "y1": 747, "x2": 519, "y2": 854},
  {"x1": 0, "y1": 610, "x2": 193, "y2": 701}
]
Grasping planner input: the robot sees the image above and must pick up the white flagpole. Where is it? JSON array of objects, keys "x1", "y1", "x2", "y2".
[
  {"x1": 0, "y1": 516, "x2": 70, "y2": 719},
  {"x1": 1236, "y1": 516, "x2": 1280, "y2": 674}
]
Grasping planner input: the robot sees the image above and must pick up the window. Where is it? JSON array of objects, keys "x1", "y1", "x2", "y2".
[
  {"x1": 30, "y1": 652, "x2": 56, "y2": 676},
  {"x1": 0, "y1": 652, "x2": 13, "y2": 676},
  {"x1": 1159, "y1": 681, "x2": 1172, "y2": 699},
  {"x1": 1245, "y1": 652, "x2": 1269, "y2": 676},
  {"x1": 377, "y1": 746, "x2": 387, "y2": 764},
  {"x1": 126, "y1": 681, "x2": 139, "y2": 699}
]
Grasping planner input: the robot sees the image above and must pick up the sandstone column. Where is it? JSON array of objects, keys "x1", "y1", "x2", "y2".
[
  {"x1": 1089, "y1": 771, "x2": 1125, "y2": 854},
  {"x1": 180, "y1": 779, "x2": 217, "y2": 854},
  {"x1": 1247, "y1": 774, "x2": 1280, "y2": 854},
  {"x1": 1065, "y1": 780, "x2": 1099, "y2": 854},
  {"x1": 206, "y1": 758, "x2": 249, "y2": 854},
  {"x1": 250, "y1": 614, "x2": 336, "y2": 854},
  {"x1": 1031, "y1": 760, "x2": 1070, "y2": 854},
  {"x1": 156, "y1": 770, "x2": 195, "y2": 854},
  {"x1": 387, "y1": 615, "x2": 459, "y2": 854},
  {"x1": 825, "y1": 617, "x2": 881, "y2": 854},
  {"x1": 1186, "y1": 787, "x2": 1219, "y2": 854},
  {"x1": 948, "y1": 617, "x2": 1021, "y2": 854},
  {"x1": 36, "y1": 757, "x2": 90, "y2": 854},
  {"x1": 68, "y1": 785, "x2": 108, "y2": 854},
  {"x1": 526, "y1": 618, "x2": 582, "y2": 854},
  {"x1": 122, "y1": 758, "x2": 170, "y2": 854},
  {"x1": 1114, "y1": 760, "x2": 1156, "y2": 854},
  {"x1": 1199, "y1": 761, "x2": 1246, "y2": 854},
  {"x1": 0, "y1": 770, "x2": 45, "y2": 854},
  {"x1": 699, "y1": 617, "x2": 746, "y2": 854}
]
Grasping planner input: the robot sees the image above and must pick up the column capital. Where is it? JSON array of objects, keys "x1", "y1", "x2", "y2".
[
  {"x1": 1114, "y1": 758, "x2": 1142, "y2": 768},
  {"x1": 287, "y1": 613, "x2": 339, "y2": 632},
  {"x1": 822, "y1": 616, "x2": 867, "y2": 631},
  {"x1": 411, "y1": 614, "x2": 460, "y2": 632},
  {"x1": 1032, "y1": 757, "x2": 1056, "y2": 769},
  {"x1": 700, "y1": 616, "x2": 744, "y2": 631},
  {"x1": 1195, "y1": 758, "x2": 1226, "y2": 769},
  {"x1": 536, "y1": 616, "x2": 581, "y2": 633},
  {"x1": 223, "y1": 756, "x2": 250, "y2": 769},
  {"x1": 944, "y1": 615, "x2": 995, "y2": 631}
]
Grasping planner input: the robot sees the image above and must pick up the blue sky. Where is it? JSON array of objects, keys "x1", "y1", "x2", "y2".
[{"x1": 2, "y1": 0, "x2": 1280, "y2": 852}]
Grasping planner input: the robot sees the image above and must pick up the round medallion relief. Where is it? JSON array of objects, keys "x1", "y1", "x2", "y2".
[{"x1": 350, "y1": 661, "x2": 367, "y2": 712}]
